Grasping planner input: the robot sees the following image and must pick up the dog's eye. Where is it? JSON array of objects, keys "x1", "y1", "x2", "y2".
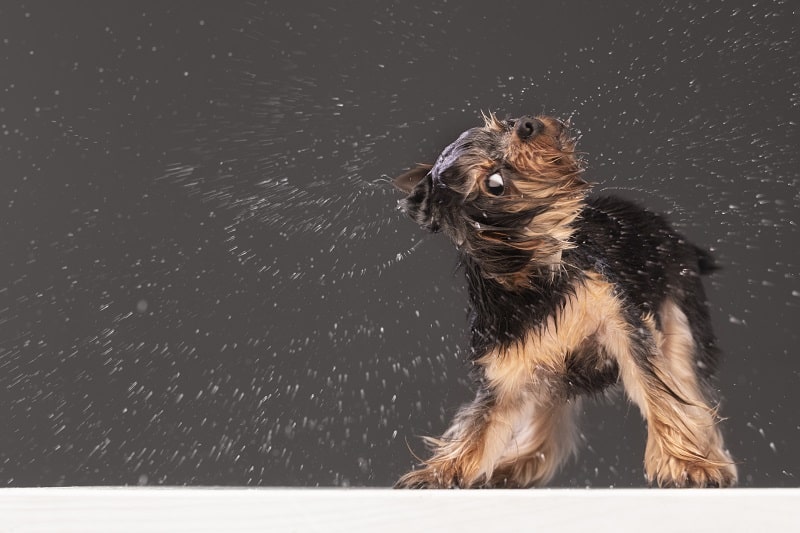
[{"x1": 485, "y1": 172, "x2": 504, "y2": 196}]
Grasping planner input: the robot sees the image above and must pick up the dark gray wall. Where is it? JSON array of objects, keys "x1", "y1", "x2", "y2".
[{"x1": 1, "y1": 1, "x2": 797, "y2": 487}]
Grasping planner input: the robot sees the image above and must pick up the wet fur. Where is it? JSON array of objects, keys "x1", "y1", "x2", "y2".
[{"x1": 392, "y1": 113, "x2": 736, "y2": 488}]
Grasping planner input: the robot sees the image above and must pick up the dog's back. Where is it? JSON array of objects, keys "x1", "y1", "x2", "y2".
[{"x1": 570, "y1": 195, "x2": 721, "y2": 378}]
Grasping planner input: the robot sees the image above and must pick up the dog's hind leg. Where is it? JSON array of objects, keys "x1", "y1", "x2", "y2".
[{"x1": 608, "y1": 303, "x2": 737, "y2": 487}]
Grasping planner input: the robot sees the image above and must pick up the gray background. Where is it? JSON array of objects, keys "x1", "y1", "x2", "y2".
[{"x1": 1, "y1": 1, "x2": 797, "y2": 487}]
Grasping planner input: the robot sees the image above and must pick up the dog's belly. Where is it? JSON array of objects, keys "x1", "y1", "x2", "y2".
[{"x1": 563, "y1": 343, "x2": 620, "y2": 396}]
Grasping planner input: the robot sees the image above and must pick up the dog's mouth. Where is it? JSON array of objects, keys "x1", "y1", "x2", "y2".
[
  {"x1": 395, "y1": 170, "x2": 470, "y2": 245},
  {"x1": 396, "y1": 173, "x2": 438, "y2": 228}
]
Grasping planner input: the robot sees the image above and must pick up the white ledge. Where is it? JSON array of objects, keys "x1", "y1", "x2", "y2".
[{"x1": 1, "y1": 487, "x2": 798, "y2": 532}]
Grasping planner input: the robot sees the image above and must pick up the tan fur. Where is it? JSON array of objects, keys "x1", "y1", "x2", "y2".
[
  {"x1": 490, "y1": 399, "x2": 582, "y2": 487},
  {"x1": 472, "y1": 114, "x2": 589, "y2": 289},
  {"x1": 395, "y1": 391, "x2": 582, "y2": 488},
  {"x1": 479, "y1": 273, "x2": 620, "y2": 398},
  {"x1": 481, "y1": 110, "x2": 507, "y2": 132},
  {"x1": 633, "y1": 301, "x2": 737, "y2": 487}
]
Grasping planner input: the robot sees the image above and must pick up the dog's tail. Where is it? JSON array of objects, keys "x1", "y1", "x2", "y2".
[{"x1": 695, "y1": 245, "x2": 720, "y2": 275}]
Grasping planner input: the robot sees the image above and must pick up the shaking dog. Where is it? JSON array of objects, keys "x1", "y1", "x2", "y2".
[{"x1": 392, "y1": 113, "x2": 736, "y2": 488}]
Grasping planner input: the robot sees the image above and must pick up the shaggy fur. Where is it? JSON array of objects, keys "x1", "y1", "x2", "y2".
[{"x1": 392, "y1": 113, "x2": 737, "y2": 488}]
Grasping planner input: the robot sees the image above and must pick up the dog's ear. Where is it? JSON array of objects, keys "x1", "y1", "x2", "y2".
[{"x1": 392, "y1": 164, "x2": 432, "y2": 194}]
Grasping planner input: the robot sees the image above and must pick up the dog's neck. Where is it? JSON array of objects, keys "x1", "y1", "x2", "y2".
[
  {"x1": 461, "y1": 247, "x2": 569, "y2": 292},
  {"x1": 461, "y1": 251, "x2": 577, "y2": 356}
]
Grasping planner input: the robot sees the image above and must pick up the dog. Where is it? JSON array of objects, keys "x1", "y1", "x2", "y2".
[{"x1": 392, "y1": 113, "x2": 737, "y2": 488}]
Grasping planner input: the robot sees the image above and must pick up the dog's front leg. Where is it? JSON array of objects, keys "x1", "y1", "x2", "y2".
[{"x1": 395, "y1": 387, "x2": 517, "y2": 488}]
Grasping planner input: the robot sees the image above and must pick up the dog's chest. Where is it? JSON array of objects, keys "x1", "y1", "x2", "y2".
[{"x1": 474, "y1": 274, "x2": 625, "y2": 400}]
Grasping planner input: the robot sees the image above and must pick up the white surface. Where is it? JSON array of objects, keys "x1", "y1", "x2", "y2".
[{"x1": 0, "y1": 487, "x2": 798, "y2": 532}]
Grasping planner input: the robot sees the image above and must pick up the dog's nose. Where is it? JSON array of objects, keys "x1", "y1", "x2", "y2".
[{"x1": 515, "y1": 116, "x2": 542, "y2": 140}]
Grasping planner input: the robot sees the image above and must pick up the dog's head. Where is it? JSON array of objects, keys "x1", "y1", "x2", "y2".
[{"x1": 394, "y1": 114, "x2": 588, "y2": 287}]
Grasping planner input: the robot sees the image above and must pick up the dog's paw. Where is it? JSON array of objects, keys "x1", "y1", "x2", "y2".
[
  {"x1": 647, "y1": 453, "x2": 738, "y2": 488},
  {"x1": 394, "y1": 467, "x2": 458, "y2": 489}
]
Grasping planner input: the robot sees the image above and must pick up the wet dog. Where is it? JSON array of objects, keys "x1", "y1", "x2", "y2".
[{"x1": 392, "y1": 113, "x2": 737, "y2": 488}]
